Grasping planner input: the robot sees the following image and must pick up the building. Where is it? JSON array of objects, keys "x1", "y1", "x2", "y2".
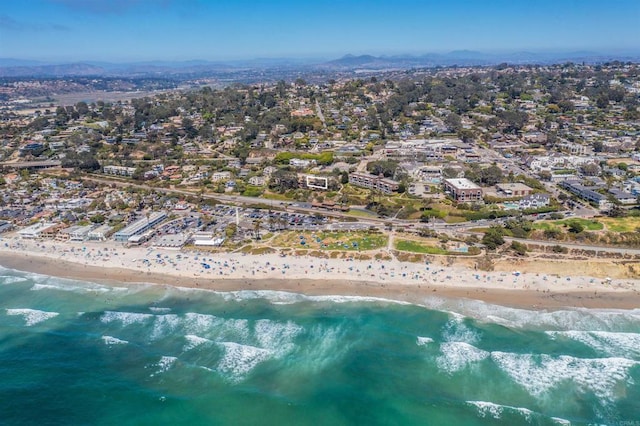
[
  {"x1": 443, "y1": 178, "x2": 483, "y2": 202},
  {"x1": 519, "y1": 193, "x2": 550, "y2": 209},
  {"x1": 87, "y1": 224, "x2": 113, "y2": 241},
  {"x1": 559, "y1": 180, "x2": 609, "y2": 209},
  {"x1": 348, "y1": 172, "x2": 400, "y2": 194},
  {"x1": 113, "y1": 212, "x2": 167, "y2": 242},
  {"x1": 58, "y1": 225, "x2": 94, "y2": 241},
  {"x1": 104, "y1": 165, "x2": 136, "y2": 177},
  {"x1": 17, "y1": 222, "x2": 57, "y2": 239},
  {"x1": 211, "y1": 171, "x2": 232, "y2": 182},
  {"x1": 496, "y1": 183, "x2": 534, "y2": 197}
]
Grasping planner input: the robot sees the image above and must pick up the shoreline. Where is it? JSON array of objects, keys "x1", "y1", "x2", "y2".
[{"x1": 1, "y1": 238, "x2": 640, "y2": 310}]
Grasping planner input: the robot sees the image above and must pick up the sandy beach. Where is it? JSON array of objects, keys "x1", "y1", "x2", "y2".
[{"x1": 1, "y1": 235, "x2": 639, "y2": 310}]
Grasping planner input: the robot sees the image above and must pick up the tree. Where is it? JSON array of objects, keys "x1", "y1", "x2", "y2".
[
  {"x1": 567, "y1": 221, "x2": 584, "y2": 233},
  {"x1": 225, "y1": 223, "x2": 237, "y2": 239},
  {"x1": 479, "y1": 165, "x2": 503, "y2": 185},
  {"x1": 510, "y1": 241, "x2": 528, "y2": 256},
  {"x1": 482, "y1": 226, "x2": 505, "y2": 250},
  {"x1": 90, "y1": 214, "x2": 105, "y2": 224},
  {"x1": 579, "y1": 162, "x2": 600, "y2": 176},
  {"x1": 269, "y1": 169, "x2": 299, "y2": 193}
]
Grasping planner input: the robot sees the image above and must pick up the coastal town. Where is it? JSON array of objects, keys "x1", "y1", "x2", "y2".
[{"x1": 1, "y1": 62, "x2": 640, "y2": 280}]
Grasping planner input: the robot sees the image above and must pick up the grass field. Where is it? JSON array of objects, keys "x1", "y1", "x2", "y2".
[
  {"x1": 600, "y1": 217, "x2": 640, "y2": 233},
  {"x1": 395, "y1": 239, "x2": 448, "y2": 255},
  {"x1": 271, "y1": 231, "x2": 387, "y2": 251},
  {"x1": 533, "y1": 218, "x2": 604, "y2": 231},
  {"x1": 345, "y1": 209, "x2": 379, "y2": 218}
]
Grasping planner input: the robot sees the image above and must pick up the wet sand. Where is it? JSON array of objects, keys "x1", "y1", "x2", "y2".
[{"x1": 2, "y1": 250, "x2": 639, "y2": 311}]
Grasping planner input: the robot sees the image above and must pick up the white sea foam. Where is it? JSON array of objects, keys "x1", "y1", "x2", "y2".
[
  {"x1": 217, "y1": 342, "x2": 272, "y2": 382},
  {"x1": 466, "y1": 401, "x2": 532, "y2": 421},
  {"x1": 149, "y1": 307, "x2": 172, "y2": 313},
  {"x1": 421, "y1": 297, "x2": 640, "y2": 332},
  {"x1": 101, "y1": 311, "x2": 153, "y2": 326},
  {"x1": 416, "y1": 336, "x2": 434, "y2": 346},
  {"x1": 1, "y1": 276, "x2": 28, "y2": 284},
  {"x1": 149, "y1": 314, "x2": 181, "y2": 340},
  {"x1": 31, "y1": 282, "x2": 113, "y2": 293},
  {"x1": 6, "y1": 308, "x2": 59, "y2": 326},
  {"x1": 101, "y1": 335, "x2": 128, "y2": 345},
  {"x1": 551, "y1": 417, "x2": 572, "y2": 425},
  {"x1": 436, "y1": 342, "x2": 489, "y2": 374},
  {"x1": 218, "y1": 289, "x2": 412, "y2": 306},
  {"x1": 183, "y1": 335, "x2": 211, "y2": 351},
  {"x1": 150, "y1": 356, "x2": 178, "y2": 377},
  {"x1": 490, "y1": 351, "x2": 638, "y2": 403},
  {"x1": 295, "y1": 325, "x2": 348, "y2": 373},
  {"x1": 254, "y1": 319, "x2": 302, "y2": 355},
  {"x1": 547, "y1": 330, "x2": 640, "y2": 359},
  {"x1": 442, "y1": 314, "x2": 480, "y2": 345}
]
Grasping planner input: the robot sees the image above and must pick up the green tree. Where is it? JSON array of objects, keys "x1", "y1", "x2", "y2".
[{"x1": 482, "y1": 226, "x2": 505, "y2": 250}]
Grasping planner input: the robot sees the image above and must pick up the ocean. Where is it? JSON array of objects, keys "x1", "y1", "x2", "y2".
[{"x1": 1, "y1": 266, "x2": 639, "y2": 425}]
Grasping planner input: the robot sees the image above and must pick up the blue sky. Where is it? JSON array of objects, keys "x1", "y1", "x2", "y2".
[{"x1": 1, "y1": 0, "x2": 639, "y2": 62}]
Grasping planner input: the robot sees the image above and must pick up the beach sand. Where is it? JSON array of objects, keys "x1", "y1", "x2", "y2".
[{"x1": 1, "y1": 236, "x2": 639, "y2": 310}]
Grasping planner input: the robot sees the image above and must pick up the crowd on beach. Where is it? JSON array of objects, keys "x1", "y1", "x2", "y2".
[{"x1": 1, "y1": 235, "x2": 637, "y2": 295}]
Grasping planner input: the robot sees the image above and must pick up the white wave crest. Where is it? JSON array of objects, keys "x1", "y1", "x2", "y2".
[
  {"x1": 181, "y1": 313, "x2": 250, "y2": 342},
  {"x1": 416, "y1": 336, "x2": 434, "y2": 346},
  {"x1": 491, "y1": 351, "x2": 638, "y2": 403},
  {"x1": 101, "y1": 335, "x2": 128, "y2": 345},
  {"x1": 183, "y1": 334, "x2": 211, "y2": 351},
  {"x1": 218, "y1": 290, "x2": 411, "y2": 306},
  {"x1": 254, "y1": 319, "x2": 302, "y2": 355},
  {"x1": 217, "y1": 342, "x2": 272, "y2": 382},
  {"x1": 150, "y1": 356, "x2": 178, "y2": 377},
  {"x1": 149, "y1": 307, "x2": 172, "y2": 313},
  {"x1": 547, "y1": 330, "x2": 640, "y2": 359},
  {"x1": 436, "y1": 342, "x2": 489, "y2": 374},
  {"x1": 466, "y1": 401, "x2": 533, "y2": 421},
  {"x1": 149, "y1": 314, "x2": 181, "y2": 340},
  {"x1": 442, "y1": 315, "x2": 480, "y2": 345},
  {"x1": 1, "y1": 276, "x2": 28, "y2": 284},
  {"x1": 6, "y1": 308, "x2": 59, "y2": 326},
  {"x1": 101, "y1": 311, "x2": 153, "y2": 326},
  {"x1": 421, "y1": 297, "x2": 640, "y2": 332}
]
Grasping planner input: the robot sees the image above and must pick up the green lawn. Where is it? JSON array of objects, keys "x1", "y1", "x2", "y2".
[
  {"x1": 395, "y1": 239, "x2": 448, "y2": 255},
  {"x1": 533, "y1": 218, "x2": 603, "y2": 231}
]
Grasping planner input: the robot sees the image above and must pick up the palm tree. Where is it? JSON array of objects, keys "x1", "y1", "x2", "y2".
[{"x1": 253, "y1": 219, "x2": 262, "y2": 240}]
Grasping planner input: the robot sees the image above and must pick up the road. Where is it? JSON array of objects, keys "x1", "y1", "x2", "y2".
[{"x1": 81, "y1": 174, "x2": 640, "y2": 256}]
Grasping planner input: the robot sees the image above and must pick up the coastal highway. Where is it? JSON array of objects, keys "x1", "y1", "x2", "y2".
[{"x1": 80, "y1": 174, "x2": 640, "y2": 256}]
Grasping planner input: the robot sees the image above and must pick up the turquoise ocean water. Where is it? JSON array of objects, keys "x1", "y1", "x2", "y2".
[{"x1": 1, "y1": 265, "x2": 639, "y2": 425}]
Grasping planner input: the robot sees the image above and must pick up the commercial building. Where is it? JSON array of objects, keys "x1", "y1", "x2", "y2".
[
  {"x1": 443, "y1": 178, "x2": 483, "y2": 202},
  {"x1": 496, "y1": 183, "x2": 534, "y2": 197},
  {"x1": 348, "y1": 172, "x2": 400, "y2": 194},
  {"x1": 113, "y1": 212, "x2": 167, "y2": 242}
]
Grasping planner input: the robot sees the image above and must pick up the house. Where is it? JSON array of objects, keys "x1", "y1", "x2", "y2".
[
  {"x1": 211, "y1": 171, "x2": 232, "y2": 182},
  {"x1": 18, "y1": 222, "x2": 57, "y2": 239},
  {"x1": 443, "y1": 178, "x2": 483, "y2": 202},
  {"x1": 87, "y1": 224, "x2": 113, "y2": 241},
  {"x1": 104, "y1": 165, "x2": 136, "y2": 177},
  {"x1": 519, "y1": 193, "x2": 550, "y2": 209},
  {"x1": 248, "y1": 176, "x2": 266, "y2": 186}
]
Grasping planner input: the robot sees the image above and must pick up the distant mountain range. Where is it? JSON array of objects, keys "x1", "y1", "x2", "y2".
[{"x1": 1, "y1": 50, "x2": 639, "y2": 78}]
